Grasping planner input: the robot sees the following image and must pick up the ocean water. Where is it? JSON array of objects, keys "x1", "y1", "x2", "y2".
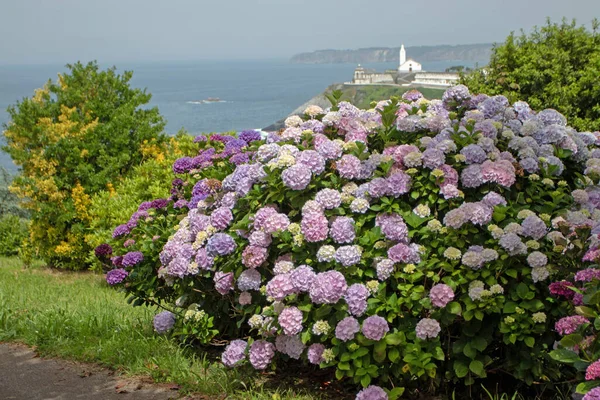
[{"x1": 0, "y1": 59, "x2": 468, "y2": 171}]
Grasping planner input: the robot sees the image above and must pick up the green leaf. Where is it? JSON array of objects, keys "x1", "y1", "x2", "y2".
[
  {"x1": 469, "y1": 360, "x2": 485, "y2": 377},
  {"x1": 549, "y1": 349, "x2": 581, "y2": 364},
  {"x1": 560, "y1": 334, "x2": 583, "y2": 349},
  {"x1": 463, "y1": 342, "x2": 477, "y2": 359},
  {"x1": 352, "y1": 347, "x2": 369, "y2": 359},
  {"x1": 516, "y1": 283, "x2": 529, "y2": 299},
  {"x1": 576, "y1": 306, "x2": 598, "y2": 318},
  {"x1": 503, "y1": 301, "x2": 517, "y2": 314},
  {"x1": 388, "y1": 348, "x2": 400, "y2": 362},
  {"x1": 338, "y1": 361, "x2": 351, "y2": 370},
  {"x1": 388, "y1": 387, "x2": 406, "y2": 400},
  {"x1": 360, "y1": 374, "x2": 372, "y2": 388},
  {"x1": 471, "y1": 337, "x2": 487, "y2": 352},
  {"x1": 385, "y1": 332, "x2": 405, "y2": 345},
  {"x1": 524, "y1": 336, "x2": 535, "y2": 348},
  {"x1": 454, "y1": 361, "x2": 469, "y2": 378},
  {"x1": 576, "y1": 381, "x2": 600, "y2": 394},
  {"x1": 433, "y1": 347, "x2": 445, "y2": 361},
  {"x1": 447, "y1": 301, "x2": 462, "y2": 315}
]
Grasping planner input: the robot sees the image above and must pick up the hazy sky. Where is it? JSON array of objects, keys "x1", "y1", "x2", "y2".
[{"x1": 0, "y1": 0, "x2": 599, "y2": 64}]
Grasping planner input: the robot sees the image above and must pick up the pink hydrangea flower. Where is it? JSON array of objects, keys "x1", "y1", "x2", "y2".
[{"x1": 429, "y1": 284, "x2": 455, "y2": 307}]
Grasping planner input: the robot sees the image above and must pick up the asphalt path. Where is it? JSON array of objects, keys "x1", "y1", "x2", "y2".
[{"x1": 0, "y1": 343, "x2": 182, "y2": 400}]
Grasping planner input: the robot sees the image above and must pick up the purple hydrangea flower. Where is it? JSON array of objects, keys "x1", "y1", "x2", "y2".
[
  {"x1": 248, "y1": 231, "x2": 272, "y2": 248},
  {"x1": 460, "y1": 144, "x2": 487, "y2": 164},
  {"x1": 422, "y1": 148, "x2": 445, "y2": 169},
  {"x1": 210, "y1": 207, "x2": 234, "y2": 230},
  {"x1": 275, "y1": 334, "x2": 305, "y2": 359},
  {"x1": 555, "y1": 315, "x2": 589, "y2": 335},
  {"x1": 334, "y1": 245, "x2": 362, "y2": 267},
  {"x1": 214, "y1": 271, "x2": 234, "y2": 295},
  {"x1": 575, "y1": 269, "x2": 600, "y2": 282},
  {"x1": 377, "y1": 213, "x2": 409, "y2": 242},
  {"x1": 315, "y1": 189, "x2": 342, "y2": 209},
  {"x1": 521, "y1": 215, "x2": 547, "y2": 240},
  {"x1": 442, "y1": 85, "x2": 471, "y2": 109},
  {"x1": 316, "y1": 139, "x2": 343, "y2": 160},
  {"x1": 151, "y1": 198, "x2": 170, "y2": 209},
  {"x1": 95, "y1": 244, "x2": 113, "y2": 257},
  {"x1": 173, "y1": 157, "x2": 194, "y2": 174},
  {"x1": 429, "y1": 284, "x2": 454, "y2": 307},
  {"x1": 309, "y1": 271, "x2": 348, "y2": 304},
  {"x1": 207, "y1": 233, "x2": 237, "y2": 257},
  {"x1": 336, "y1": 155, "x2": 362, "y2": 179},
  {"x1": 330, "y1": 217, "x2": 356, "y2": 244},
  {"x1": 106, "y1": 268, "x2": 128, "y2": 285},
  {"x1": 290, "y1": 265, "x2": 316, "y2": 292},
  {"x1": 415, "y1": 318, "x2": 441, "y2": 340},
  {"x1": 482, "y1": 192, "x2": 507, "y2": 208},
  {"x1": 301, "y1": 212, "x2": 329, "y2": 242},
  {"x1": 307, "y1": 343, "x2": 326, "y2": 365},
  {"x1": 242, "y1": 245, "x2": 268, "y2": 268},
  {"x1": 153, "y1": 311, "x2": 176, "y2": 334},
  {"x1": 461, "y1": 164, "x2": 484, "y2": 188},
  {"x1": 362, "y1": 315, "x2": 389, "y2": 341},
  {"x1": 263, "y1": 213, "x2": 290, "y2": 234},
  {"x1": 583, "y1": 387, "x2": 600, "y2": 400},
  {"x1": 335, "y1": 316, "x2": 360, "y2": 341},
  {"x1": 253, "y1": 207, "x2": 278, "y2": 231},
  {"x1": 266, "y1": 273, "x2": 296, "y2": 301},
  {"x1": 239, "y1": 130, "x2": 262, "y2": 143},
  {"x1": 278, "y1": 307, "x2": 303, "y2": 335},
  {"x1": 249, "y1": 340, "x2": 276, "y2": 370},
  {"x1": 237, "y1": 269, "x2": 262, "y2": 291},
  {"x1": 222, "y1": 340, "x2": 247, "y2": 367},
  {"x1": 499, "y1": 233, "x2": 527, "y2": 256},
  {"x1": 122, "y1": 251, "x2": 144, "y2": 267},
  {"x1": 296, "y1": 150, "x2": 326, "y2": 175},
  {"x1": 376, "y1": 259, "x2": 395, "y2": 281},
  {"x1": 112, "y1": 224, "x2": 131, "y2": 238},
  {"x1": 356, "y1": 385, "x2": 388, "y2": 400},
  {"x1": 345, "y1": 283, "x2": 369, "y2": 316},
  {"x1": 387, "y1": 171, "x2": 412, "y2": 197},
  {"x1": 282, "y1": 164, "x2": 312, "y2": 190},
  {"x1": 388, "y1": 243, "x2": 420, "y2": 264}
]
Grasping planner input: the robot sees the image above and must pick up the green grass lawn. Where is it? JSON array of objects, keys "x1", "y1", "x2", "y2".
[{"x1": 0, "y1": 257, "x2": 329, "y2": 399}]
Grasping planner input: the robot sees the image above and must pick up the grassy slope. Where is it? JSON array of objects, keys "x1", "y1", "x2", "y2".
[{"x1": 0, "y1": 258, "x2": 323, "y2": 399}]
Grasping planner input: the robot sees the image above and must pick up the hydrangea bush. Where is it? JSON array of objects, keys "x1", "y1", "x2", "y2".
[{"x1": 101, "y1": 86, "x2": 600, "y2": 399}]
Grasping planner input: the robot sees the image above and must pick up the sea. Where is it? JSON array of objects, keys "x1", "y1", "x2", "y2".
[{"x1": 0, "y1": 59, "x2": 470, "y2": 171}]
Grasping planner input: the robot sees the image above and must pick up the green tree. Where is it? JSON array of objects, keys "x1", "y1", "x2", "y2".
[
  {"x1": 3, "y1": 61, "x2": 166, "y2": 269},
  {"x1": 462, "y1": 19, "x2": 600, "y2": 131}
]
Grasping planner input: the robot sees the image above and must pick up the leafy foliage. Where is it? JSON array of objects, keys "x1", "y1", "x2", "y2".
[
  {"x1": 102, "y1": 87, "x2": 600, "y2": 399},
  {"x1": 3, "y1": 61, "x2": 166, "y2": 269},
  {"x1": 462, "y1": 19, "x2": 600, "y2": 131}
]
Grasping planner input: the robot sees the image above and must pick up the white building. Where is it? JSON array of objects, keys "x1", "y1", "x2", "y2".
[
  {"x1": 352, "y1": 65, "x2": 395, "y2": 85},
  {"x1": 349, "y1": 44, "x2": 458, "y2": 87},
  {"x1": 398, "y1": 44, "x2": 422, "y2": 72},
  {"x1": 412, "y1": 72, "x2": 460, "y2": 87}
]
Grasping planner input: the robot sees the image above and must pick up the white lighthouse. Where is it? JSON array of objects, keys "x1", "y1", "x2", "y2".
[
  {"x1": 399, "y1": 44, "x2": 406, "y2": 67},
  {"x1": 398, "y1": 44, "x2": 422, "y2": 73}
]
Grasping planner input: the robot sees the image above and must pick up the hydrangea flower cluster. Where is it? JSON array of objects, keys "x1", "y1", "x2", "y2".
[{"x1": 103, "y1": 86, "x2": 600, "y2": 399}]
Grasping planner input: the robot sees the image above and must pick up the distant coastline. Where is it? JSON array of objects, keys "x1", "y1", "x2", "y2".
[{"x1": 290, "y1": 43, "x2": 493, "y2": 65}]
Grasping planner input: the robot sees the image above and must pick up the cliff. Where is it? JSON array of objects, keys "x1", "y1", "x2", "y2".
[{"x1": 290, "y1": 43, "x2": 493, "y2": 65}]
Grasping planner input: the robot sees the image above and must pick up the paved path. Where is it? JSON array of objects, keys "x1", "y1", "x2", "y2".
[{"x1": 0, "y1": 343, "x2": 182, "y2": 400}]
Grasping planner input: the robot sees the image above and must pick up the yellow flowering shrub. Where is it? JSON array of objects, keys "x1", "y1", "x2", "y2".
[{"x1": 3, "y1": 61, "x2": 165, "y2": 269}]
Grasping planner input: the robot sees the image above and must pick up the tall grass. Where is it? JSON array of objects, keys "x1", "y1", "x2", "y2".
[{"x1": 0, "y1": 257, "x2": 321, "y2": 399}]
